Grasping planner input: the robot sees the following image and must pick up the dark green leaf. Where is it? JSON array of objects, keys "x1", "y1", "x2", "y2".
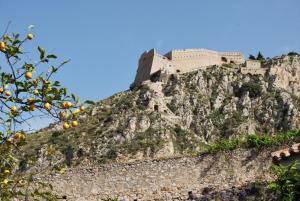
[
  {"x1": 38, "y1": 46, "x2": 45, "y2": 60},
  {"x1": 47, "y1": 54, "x2": 57, "y2": 59}
]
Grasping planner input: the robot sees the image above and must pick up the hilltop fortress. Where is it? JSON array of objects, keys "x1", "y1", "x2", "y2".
[{"x1": 133, "y1": 48, "x2": 265, "y2": 86}]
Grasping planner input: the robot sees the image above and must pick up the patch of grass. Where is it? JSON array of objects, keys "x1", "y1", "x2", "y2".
[
  {"x1": 207, "y1": 138, "x2": 241, "y2": 153},
  {"x1": 246, "y1": 134, "x2": 272, "y2": 148}
]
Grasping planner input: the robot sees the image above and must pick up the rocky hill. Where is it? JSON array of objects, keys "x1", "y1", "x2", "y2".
[
  {"x1": 22, "y1": 54, "x2": 300, "y2": 168},
  {"x1": 17, "y1": 54, "x2": 300, "y2": 200}
]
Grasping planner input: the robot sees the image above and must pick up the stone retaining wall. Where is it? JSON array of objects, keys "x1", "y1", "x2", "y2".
[{"x1": 47, "y1": 148, "x2": 274, "y2": 201}]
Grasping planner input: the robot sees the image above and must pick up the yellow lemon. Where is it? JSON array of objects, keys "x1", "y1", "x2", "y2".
[
  {"x1": 67, "y1": 102, "x2": 73, "y2": 107},
  {"x1": 27, "y1": 34, "x2": 33, "y2": 40},
  {"x1": 62, "y1": 102, "x2": 68, "y2": 108},
  {"x1": 79, "y1": 105, "x2": 85, "y2": 111},
  {"x1": 27, "y1": 97, "x2": 34, "y2": 104},
  {"x1": 0, "y1": 41, "x2": 5, "y2": 50},
  {"x1": 10, "y1": 106, "x2": 17, "y2": 112},
  {"x1": 13, "y1": 133, "x2": 22, "y2": 139},
  {"x1": 71, "y1": 120, "x2": 78, "y2": 127},
  {"x1": 29, "y1": 104, "x2": 36, "y2": 111},
  {"x1": 62, "y1": 101, "x2": 72, "y2": 108},
  {"x1": 6, "y1": 138, "x2": 13, "y2": 143},
  {"x1": 25, "y1": 72, "x2": 32, "y2": 80},
  {"x1": 44, "y1": 102, "x2": 51, "y2": 110},
  {"x1": 63, "y1": 123, "x2": 70, "y2": 130},
  {"x1": 5, "y1": 90, "x2": 11, "y2": 97},
  {"x1": 20, "y1": 134, "x2": 26, "y2": 140}
]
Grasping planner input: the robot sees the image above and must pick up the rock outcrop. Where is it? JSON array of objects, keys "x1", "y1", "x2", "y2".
[{"x1": 24, "y1": 54, "x2": 300, "y2": 165}]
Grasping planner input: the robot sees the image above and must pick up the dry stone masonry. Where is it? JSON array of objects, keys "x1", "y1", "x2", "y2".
[{"x1": 48, "y1": 148, "x2": 273, "y2": 201}]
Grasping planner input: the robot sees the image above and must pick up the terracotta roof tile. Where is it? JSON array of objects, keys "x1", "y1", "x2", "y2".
[{"x1": 271, "y1": 143, "x2": 300, "y2": 161}]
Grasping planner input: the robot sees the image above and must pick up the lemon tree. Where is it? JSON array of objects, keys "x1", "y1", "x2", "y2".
[{"x1": 0, "y1": 29, "x2": 90, "y2": 200}]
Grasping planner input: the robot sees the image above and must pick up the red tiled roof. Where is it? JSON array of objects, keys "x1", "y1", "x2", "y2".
[{"x1": 271, "y1": 143, "x2": 300, "y2": 161}]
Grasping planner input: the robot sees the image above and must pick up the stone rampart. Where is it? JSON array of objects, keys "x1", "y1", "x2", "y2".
[
  {"x1": 47, "y1": 148, "x2": 274, "y2": 201},
  {"x1": 133, "y1": 48, "x2": 245, "y2": 86}
]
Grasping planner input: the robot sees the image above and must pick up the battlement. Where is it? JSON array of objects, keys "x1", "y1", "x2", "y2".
[{"x1": 133, "y1": 48, "x2": 264, "y2": 87}]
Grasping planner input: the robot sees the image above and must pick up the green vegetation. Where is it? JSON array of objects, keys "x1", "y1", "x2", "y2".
[
  {"x1": 222, "y1": 63, "x2": 234, "y2": 68},
  {"x1": 287, "y1": 51, "x2": 299, "y2": 56},
  {"x1": 220, "y1": 111, "x2": 243, "y2": 137},
  {"x1": 166, "y1": 102, "x2": 177, "y2": 113},
  {"x1": 249, "y1": 54, "x2": 256, "y2": 60},
  {"x1": 172, "y1": 125, "x2": 200, "y2": 153},
  {"x1": 122, "y1": 127, "x2": 165, "y2": 155},
  {"x1": 247, "y1": 134, "x2": 272, "y2": 148},
  {"x1": 206, "y1": 138, "x2": 241, "y2": 153},
  {"x1": 163, "y1": 74, "x2": 179, "y2": 96},
  {"x1": 205, "y1": 129, "x2": 300, "y2": 153},
  {"x1": 268, "y1": 161, "x2": 300, "y2": 201},
  {"x1": 257, "y1": 51, "x2": 265, "y2": 60},
  {"x1": 0, "y1": 29, "x2": 92, "y2": 200},
  {"x1": 236, "y1": 82, "x2": 263, "y2": 98},
  {"x1": 210, "y1": 108, "x2": 225, "y2": 128}
]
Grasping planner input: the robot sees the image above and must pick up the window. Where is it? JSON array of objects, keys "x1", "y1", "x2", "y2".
[{"x1": 221, "y1": 57, "x2": 227, "y2": 62}]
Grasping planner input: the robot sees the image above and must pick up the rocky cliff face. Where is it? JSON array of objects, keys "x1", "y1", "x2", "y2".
[{"x1": 24, "y1": 54, "x2": 300, "y2": 166}]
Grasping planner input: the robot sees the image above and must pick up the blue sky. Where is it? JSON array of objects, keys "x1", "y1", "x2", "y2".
[{"x1": 1, "y1": 0, "x2": 300, "y2": 102}]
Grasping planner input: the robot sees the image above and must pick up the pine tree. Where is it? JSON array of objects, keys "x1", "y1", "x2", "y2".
[
  {"x1": 248, "y1": 54, "x2": 256, "y2": 60},
  {"x1": 256, "y1": 52, "x2": 265, "y2": 60}
]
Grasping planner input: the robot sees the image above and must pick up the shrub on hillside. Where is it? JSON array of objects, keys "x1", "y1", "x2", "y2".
[
  {"x1": 236, "y1": 82, "x2": 262, "y2": 98},
  {"x1": 268, "y1": 161, "x2": 300, "y2": 201},
  {"x1": 287, "y1": 51, "x2": 299, "y2": 56}
]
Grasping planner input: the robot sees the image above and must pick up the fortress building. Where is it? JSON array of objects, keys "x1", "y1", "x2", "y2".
[{"x1": 132, "y1": 48, "x2": 264, "y2": 87}]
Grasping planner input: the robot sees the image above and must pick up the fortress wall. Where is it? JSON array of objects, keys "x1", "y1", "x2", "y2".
[
  {"x1": 151, "y1": 52, "x2": 173, "y2": 74},
  {"x1": 134, "y1": 51, "x2": 154, "y2": 85},
  {"x1": 245, "y1": 60, "x2": 261, "y2": 68},
  {"x1": 168, "y1": 49, "x2": 223, "y2": 73},
  {"x1": 241, "y1": 68, "x2": 266, "y2": 75},
  {"x1": 220, "y1": 52, "x2": 245, "y2": 64},
  {"x1": 133, "y1": 49, "x2": 246, "y2": 86},
  {"x1": 172, "y1": 55, "x2": 222, "y2": 73},
  {"x1": 241, "y1": 60, "x2": 265, "y2": 75},
  {"x1": 47, "y1": 148, "x2": 274, "y2": 201},
  {"x1": 134, "y1": 50, "x2": 173, "y2": 85}
]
